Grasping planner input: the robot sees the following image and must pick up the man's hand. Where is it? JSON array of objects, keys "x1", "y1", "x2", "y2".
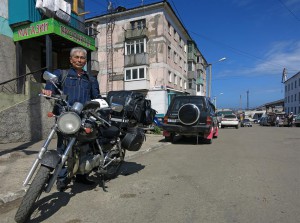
[{"x1": 42, "y1": 89, "x2": 52, "y2": 96}]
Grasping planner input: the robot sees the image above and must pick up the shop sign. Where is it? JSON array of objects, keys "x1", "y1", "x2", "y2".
[{"x1": 13, "y1": 18, "x2": 95, "y2": 51}]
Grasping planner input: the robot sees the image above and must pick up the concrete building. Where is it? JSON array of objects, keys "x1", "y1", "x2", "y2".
[
  {"x1": 284, "y1": 71, "x2": 300, "y2": 114},
  {"x1": 86, "y1": 1, "x2": 208, "y2": 118}
]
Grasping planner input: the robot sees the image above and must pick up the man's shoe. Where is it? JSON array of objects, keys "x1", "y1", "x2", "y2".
[{"x1": 75, "y1": 174, "x2": 95, "y2": 185}]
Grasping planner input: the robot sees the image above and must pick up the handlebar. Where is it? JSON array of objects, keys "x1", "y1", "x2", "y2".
[{"x1": 39, "y1": 93, "x2": 69, "y2": 107}]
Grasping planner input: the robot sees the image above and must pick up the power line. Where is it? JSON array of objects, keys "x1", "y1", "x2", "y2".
[
  {"x1": 277, "y1": 0, "x2": 300, "y2": 22},
  {"x1": 167, "y1": 1, "x2": 293, "y2": 72},
  {"x1": 190, "y1": 31, "x2": 290, "y2": 70},
  {"x1": 86, "y1": 0, "x2": 299, "y2": 74}
]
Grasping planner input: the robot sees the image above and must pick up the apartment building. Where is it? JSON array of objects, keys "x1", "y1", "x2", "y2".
[
  {"x1": 86, "y1": 1, "x2": 207, "y2": 117},
  {"x1": 284, "y1": 71, "x2": 300, "y2": 114}
]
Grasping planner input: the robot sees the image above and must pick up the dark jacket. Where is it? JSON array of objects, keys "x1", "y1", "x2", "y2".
[{"x1": 45, "y1": 68, "x2": 100, "y2": 106}]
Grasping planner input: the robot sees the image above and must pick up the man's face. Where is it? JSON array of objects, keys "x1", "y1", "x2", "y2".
[{"x1": 70, "y1": 51, "x2": 86, "y2": 70}]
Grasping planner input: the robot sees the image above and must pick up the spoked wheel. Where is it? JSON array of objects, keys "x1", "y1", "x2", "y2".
[
  {"x1": 15, "y1": 166, "x2": 51, "y2": 223},
  {"x1": 103, "y1": 147, "x2": 126, "y2": 180}
]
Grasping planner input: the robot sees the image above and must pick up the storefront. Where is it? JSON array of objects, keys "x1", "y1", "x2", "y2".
[{"x1": 12, "y1": 17, "x2": 96, "y2": 93}]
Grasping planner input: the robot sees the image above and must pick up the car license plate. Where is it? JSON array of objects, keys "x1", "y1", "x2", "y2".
[{"x1": 168, "y1": 119, "x2": 177, "y2": 123}]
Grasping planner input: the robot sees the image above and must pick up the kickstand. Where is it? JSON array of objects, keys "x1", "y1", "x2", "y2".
[{"x1": 101, "y1": 175, "x2": 107, "y2": 192}]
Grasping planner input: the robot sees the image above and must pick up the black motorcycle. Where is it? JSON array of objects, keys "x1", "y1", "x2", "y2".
[{"x1": 15, "y1": 71, "x2": 128, "y2": 223}]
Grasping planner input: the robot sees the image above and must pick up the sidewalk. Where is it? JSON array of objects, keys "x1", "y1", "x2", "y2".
[{"x1": 0, "y1": 133, "x2": 167, "y2": 205}]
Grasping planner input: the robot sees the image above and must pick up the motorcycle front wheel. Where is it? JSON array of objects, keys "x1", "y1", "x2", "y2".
[{"x1": 15, "y1": 165, "x2": 51, "y2": 223}]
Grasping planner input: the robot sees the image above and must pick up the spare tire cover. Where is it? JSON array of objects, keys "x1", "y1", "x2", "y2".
[{"x1": 178, "y1": 103, "x2": 200, "y2": 125}]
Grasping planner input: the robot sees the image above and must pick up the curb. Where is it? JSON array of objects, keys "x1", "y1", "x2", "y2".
[{"x1": 0, "y1": 140, "x2": 168, "y2": 206}]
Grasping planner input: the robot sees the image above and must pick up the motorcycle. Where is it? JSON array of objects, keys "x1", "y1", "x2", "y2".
[{"x1": 15, "y1": 71, "x2": 126, "y2": 223}]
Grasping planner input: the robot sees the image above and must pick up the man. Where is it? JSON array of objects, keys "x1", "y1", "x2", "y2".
[
  {"x1": 288, "y1": 112, "x2": 294, "y2": 127},
  {"x1": 42, "y1": 47, "x2": 101, "y2": 190}
]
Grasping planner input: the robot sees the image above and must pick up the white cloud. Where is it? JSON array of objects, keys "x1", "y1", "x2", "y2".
[
  {"x1": 216, "y1": 40, "x2": 300, "y2": 78},
  {"x1": 252, "y1": 40, "x2": 300, "y2": 75}
]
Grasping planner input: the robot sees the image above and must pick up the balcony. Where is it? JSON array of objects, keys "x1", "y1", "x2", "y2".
[
  {"x1": 125, "y1": 28, "x2": 147, "y2": 39},
  {"x1": 196, "y1": 77, "x2": 204, "y2": 85},
  {"x1": 124, "y1": 79, "x2": 150, "y2": 90},
  {"x1": 188, "y1": 71, "x2": 196, "y2": 79},
  {"x1": 187, "y1": 52, "x2": 197, "y2": 61},
  {"x1": 8, "y1": 0, "x2": 89, "y2": 35},
  {"x1": 125, "y1": 53, "x2": 149, "y2": 67}
]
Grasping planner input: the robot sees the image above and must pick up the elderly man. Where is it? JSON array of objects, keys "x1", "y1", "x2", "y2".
[{"x1": 42, "y1": 47, "x2": 101, "y2": 190}]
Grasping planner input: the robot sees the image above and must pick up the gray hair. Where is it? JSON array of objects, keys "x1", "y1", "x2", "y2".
[{"x1": 70, "y1": 47, "x2": 87, "y2": 57}]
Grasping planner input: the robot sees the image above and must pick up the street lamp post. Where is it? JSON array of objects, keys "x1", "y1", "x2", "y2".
[
  {"x1": 207, "y1": 57, "x2": 226, "y2": 99},
  {"x1": 213, "y1": 92, "x2": 223, "y2": 109}
]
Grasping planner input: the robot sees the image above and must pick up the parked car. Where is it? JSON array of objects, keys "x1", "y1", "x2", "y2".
[
  {"x1": 162, "y1": 96, "x2": 219, "y2": 144},
  {"x1": 241, "y1": 118, "x2": 252, "y2": 127},
  {"x1": 220, "y1": 114, "x2": 239, "y2": 129},
  {"x1": 294, "y1": 114, "x2": 300, "y2": 127},
  {"x1": 260, "y1": 116, "x2": 271, "y2": 126}
]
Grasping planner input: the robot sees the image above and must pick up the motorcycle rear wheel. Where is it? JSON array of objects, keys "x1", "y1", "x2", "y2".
[{"x1": 15, "y1": 165, "x2": 51, "y2": 223}]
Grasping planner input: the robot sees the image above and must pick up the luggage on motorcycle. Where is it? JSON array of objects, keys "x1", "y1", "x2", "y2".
[
  {"x1": 121, "y1": 127, "x2": 145, "y2": 151},
  {"x1": 106, "y1": 90, "x2": 145, "y2": 123}
]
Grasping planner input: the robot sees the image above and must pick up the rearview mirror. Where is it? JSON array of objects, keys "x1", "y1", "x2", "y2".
[{"x1": 43, "y1": 71, "x2": 58, "y2": 83}]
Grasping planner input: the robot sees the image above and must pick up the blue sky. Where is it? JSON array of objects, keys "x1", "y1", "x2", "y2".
[{"x1": 85, "y1": 0, "x2": 300, "y2": 109}]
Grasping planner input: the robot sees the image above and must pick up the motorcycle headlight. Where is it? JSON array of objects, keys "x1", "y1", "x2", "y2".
[{"x1": 57, "y1": 112, "x2": 81, "y2": 134}]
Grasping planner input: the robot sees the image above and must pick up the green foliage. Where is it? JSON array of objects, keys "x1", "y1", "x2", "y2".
[{"x1": 152, "y1": 126, "x2": 161, "y2": 134}]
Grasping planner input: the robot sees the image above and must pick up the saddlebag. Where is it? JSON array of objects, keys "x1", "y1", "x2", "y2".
[{"x1": 121, "y1": 127, "x2": 145, "y2": 151}]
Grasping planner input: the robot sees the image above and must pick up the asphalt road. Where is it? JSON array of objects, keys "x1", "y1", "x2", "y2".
[{"x1": 1, "y1": 125, "x2": 300, "y2": 223}]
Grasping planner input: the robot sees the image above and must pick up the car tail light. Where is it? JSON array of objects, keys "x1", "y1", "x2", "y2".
[{"x1": 206, "y1": 116, "x2": 212, "y2": 125}]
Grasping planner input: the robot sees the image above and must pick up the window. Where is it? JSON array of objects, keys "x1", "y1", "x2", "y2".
[
  {"x1": 168, "y1": 22, "x2": 172, "y2": 35},
  {"x1": 168, "y1": 71, "x2": 172, "y2": 83},
  {"x1": 184, "y1": 81, "x2": 187, "y2": 89},
  {"x1": 130, "y1": 19, "x2": 146, "y2": 30},
  {"x1": 174, "y1": 52, "x2": 177, "y2": 63},
  {"x1": 180, "y1": 39, "x2": 184, "y2": 48},
  {"x1": 295, "y1": 81, "x2": 297, "y2": 88},
  {"x1": 174, "y1": 74, "x2": 177, "y2": 85},
  {"x1": 291, "y1": 95, "x2": 293, "y2": 102},
  {"x1": 295, "y1": 94, "x2": 297, "y2": 102},
  {"x1": 124, "y1": 66, "x2": 147, "y2": 81},
  {"x1": 174, "y1": 30, "x2": 178, "y2": 41},
  {"x1": 168, "y1": 46, "x2": 171, "y2": 58},
  {"x1": 125, "y1": 39, "x2": 146, "y2": 55},
  {"x1": 180, "y1": 78, "x2": 182, "y2": 87},
  {"x1": 189, "y1": 80, "x2": 193, "y2": 89}
]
